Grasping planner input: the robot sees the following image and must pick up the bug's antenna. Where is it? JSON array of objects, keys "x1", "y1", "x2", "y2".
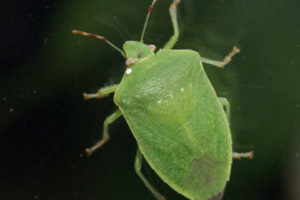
[
  {"x1": 72, "y1": 30, "x2": 126, "y2": 58},
  {"x1": 140, "y1": 0, "x2": 158, "y2": 43}
]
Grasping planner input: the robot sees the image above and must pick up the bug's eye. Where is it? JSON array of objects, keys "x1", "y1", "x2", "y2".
[
  {"x1": 125, "y1": 58, "x2": 135, "y2": 66},
  {"x1": 148, "y1": 44, "x2": 156, "y2": 52}
]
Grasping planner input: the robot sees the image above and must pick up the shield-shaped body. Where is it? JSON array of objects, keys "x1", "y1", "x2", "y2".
[{"x1": 114, "y1": 49, "x2": 232, "y2": 200}]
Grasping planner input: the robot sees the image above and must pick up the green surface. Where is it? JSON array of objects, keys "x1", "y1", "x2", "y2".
[
  {"x1": 115, "y1": 49, "x2": 231, "y2": 199},
  {"x1": 0, "y1": 0, "x2": 299, "y2": 200}
]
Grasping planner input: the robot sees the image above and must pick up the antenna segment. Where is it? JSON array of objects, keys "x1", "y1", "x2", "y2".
[
  {"x1": 72, "y1": 30, "x2": 126, "y2": 58},
  {"x1": 140, "y1": 0, "x2": 158, "y2": 43}
]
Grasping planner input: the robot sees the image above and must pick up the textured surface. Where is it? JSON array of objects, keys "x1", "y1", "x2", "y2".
[{"x1": 115, "y1": 49, "x2": 232, "y2": 200}]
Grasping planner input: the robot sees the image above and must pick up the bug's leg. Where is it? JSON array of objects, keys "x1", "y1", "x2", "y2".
[
  {"x1": 232, "y1": 152, "x2": 253, "y2": 159},
  {"x1": 201, "y1": 46, "x2": 240, "y2": 68},
  {"x1": 219, "y1": 98, "x2": 253, "y2": 160},
  {"x1": 83, "y1": 84, "x2": 119, "y2": 100},
  {"x1": 134, "y1": 148, "x2": 166, "y2": 200},
  {"x1": 86, "y1": 109, "x2": 122, "y2": 156},
  {"x1": 218, "y1": 97, "x2": 230, "y2": 120},
  {"x1": 163, "y1": 0, "x2": 181, "y2": 49}
]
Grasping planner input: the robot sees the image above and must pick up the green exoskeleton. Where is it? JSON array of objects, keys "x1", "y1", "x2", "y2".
[{"x1": 72, "y1": 0, "x2": 252, "y2": 199}]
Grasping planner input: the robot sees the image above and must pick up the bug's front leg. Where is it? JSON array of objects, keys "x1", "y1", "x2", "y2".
[
  {"x1": 134, "y1": 148, "x2": 166, "y2": 200},
  {"x1": 163, "y1": 0, "x2": 181, "y2": 49},
  {"x1": 201, "y1": 46, "x2": 240, "y2": 68},
  {"x1": 86, "y1": 109, "x2": 122, "y2": 156},
  {"x1": 83, "y1": 84, "x2": 119, "y2": 100}
]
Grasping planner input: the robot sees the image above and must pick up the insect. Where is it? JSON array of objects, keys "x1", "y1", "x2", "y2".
[{"x1": 72, "y1": 0, "x2": 252, "y2": 199}]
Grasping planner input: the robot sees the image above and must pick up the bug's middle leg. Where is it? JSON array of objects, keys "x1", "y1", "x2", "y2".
[
  {"x1": 86, "y1": 109, "x2": 122, "y2": 156},
  {"x1": 163, "y1": 0, "x2": 181, "y2": 49},
  {"x1": 134, "y1": 148, "x2": 166, "y2": 200},
  {"x1": 83, "y1": 84, "x2": 119, "y2": 100},
  {"x1": 201, "y1": 46, "x2": 240, "y2": 68}
]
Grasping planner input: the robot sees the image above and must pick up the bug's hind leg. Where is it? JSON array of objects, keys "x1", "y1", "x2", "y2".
[
  {"x1": 201, "y1": 46, "x2": 240, "y2": 68},
  {"x1": 218, "y1": 98, "x2": 254, "y2": 159},
  {"x1": 83, "y1": 84, "x2": 119, "y2": 100},
  {"x1": 134, "y1": 148, "x2": 166, "y2": 200},
  {"x1": 86, "y1": 109, "x2": 122, "y2": 156},
  {"x1": 233, "y1": 152, "x2": 253, "y2": 159},
  {"x1": 163, "y1": 0, "x2": 181, "y2": 49},
  {"x1": 218, "y1": 97, "x2": 230, "y2": 121}
]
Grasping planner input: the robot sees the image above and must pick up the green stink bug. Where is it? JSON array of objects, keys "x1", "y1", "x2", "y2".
[{"x1": 72, "y1": 0, "x2": 252, "y2": 199}]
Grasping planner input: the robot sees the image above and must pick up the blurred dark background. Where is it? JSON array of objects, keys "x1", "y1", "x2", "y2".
[{"x1": 1, "y1": 0, "x2": 299, "y2": 199}]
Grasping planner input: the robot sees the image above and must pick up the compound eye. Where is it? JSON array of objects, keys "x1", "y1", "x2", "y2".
[
  {"x1": 148, "y1": 44, "x2": 156, "y2": 52},
  {"x1": 125, "y1": 58, "x2": 135, "y2": 66}
]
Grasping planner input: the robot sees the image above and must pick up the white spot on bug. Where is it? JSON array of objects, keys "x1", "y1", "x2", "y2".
[
  {"x1": 180, "y1": 88, "x2": 184, "y2": 92},
  {"x1": 157, "y1": 100, "x2": 162, "y2": 104},
  {"x1": 125, "y1": 68, "x2": 132, "y2": 75}
]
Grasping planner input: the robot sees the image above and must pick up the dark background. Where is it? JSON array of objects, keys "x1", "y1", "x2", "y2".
[{"x1": 1, "y1": 0, "x2": 299, "y2": 199}]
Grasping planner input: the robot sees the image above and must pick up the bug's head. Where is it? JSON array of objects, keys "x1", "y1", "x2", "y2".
[{"x1": 123, "y1": 41, "x2": 156, "y2": 66}]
